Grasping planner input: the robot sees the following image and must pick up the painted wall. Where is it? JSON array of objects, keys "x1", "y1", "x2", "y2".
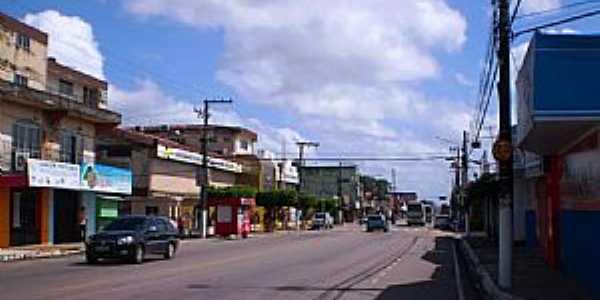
[
  {"x1": 560, "y1": 210, "x2": 600, "y2": 297},
  {"x1": 149, "y1": 159, "x2": 198, "y2": 195},
  {"x1": 0, "y1": 24, "x2": 48, "y2": 90},
  {"x1": 0, "y1": 187, "x2": 9, "y2": 247}
]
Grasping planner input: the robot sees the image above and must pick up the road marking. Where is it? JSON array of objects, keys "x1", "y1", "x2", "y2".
[{"x1": 452, "y1": 241, "x2": 466, "y2": 300}]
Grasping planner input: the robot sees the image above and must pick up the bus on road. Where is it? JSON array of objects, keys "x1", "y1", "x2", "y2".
[{"x1": 406, "y1": 202, "x2": 425, "y2": 226}]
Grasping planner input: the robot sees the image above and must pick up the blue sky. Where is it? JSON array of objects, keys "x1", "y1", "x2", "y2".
[{"x1": 3, "y1": 0, "x2": 598, "y2": 198}]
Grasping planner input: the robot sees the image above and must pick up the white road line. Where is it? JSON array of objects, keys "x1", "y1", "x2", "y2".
[{"x1": 452, "y1": 241, "x2": 466, "y2": 300}]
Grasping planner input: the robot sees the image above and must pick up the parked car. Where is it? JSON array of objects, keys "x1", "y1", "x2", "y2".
[
  {"x1": 434, "y1": 215, "x2": 451, "y2": 230},
  {"x1": 85, "y1": 215, "x2": 180, "y2": 264},
  {"x1": 312, "y1": 212, "x2": 334, "y2": 230},
  {"x1": 366, "y1": 214, "x2": 389, "y2": 232}
]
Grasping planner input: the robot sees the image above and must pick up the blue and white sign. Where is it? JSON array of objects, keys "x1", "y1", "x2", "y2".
[
  {"x1": 28, "y1": 159, "x2": 81, "y2": 190},
  {"x1": 81, "y1": 163, "x2": 132, "y2": 195}
]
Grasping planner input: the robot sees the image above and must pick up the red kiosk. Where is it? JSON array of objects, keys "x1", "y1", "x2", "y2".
[{"x1": 208, "y1": 197, "x2": 255, "y2": 238}]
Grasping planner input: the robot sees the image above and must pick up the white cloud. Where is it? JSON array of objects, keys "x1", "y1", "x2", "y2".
[
  {"x1": 126, "y1": 0, "x2": 466, "y2": 126},
  {"x1": 23, "y1": 10, "x2": 105, "y2": 80},
  {"x1": 125, "y1": 0, "x2": 469, "y2": 196},
  {"x1": 455, "y1": 72, "x2": 474, "y2": 87}
]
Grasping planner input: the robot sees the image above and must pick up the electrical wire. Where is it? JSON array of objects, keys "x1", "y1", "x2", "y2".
[
  {"x1": 515, "y1": 0, "x2": 600, "y2": 20},
  {"x1": 514, "y1": 8, "x2": 600, "y2": 37}
]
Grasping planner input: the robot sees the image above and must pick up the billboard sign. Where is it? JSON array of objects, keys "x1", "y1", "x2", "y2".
[
  {"x1": 28, "y1": 159, "x2": 81, "y2": 190},
  {"x1": 81, "y1": 163, "x2": 132, "y2": 195}
]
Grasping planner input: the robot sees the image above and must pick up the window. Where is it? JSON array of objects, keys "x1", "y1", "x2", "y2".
[
  {"x1": 83, "y1": 86, "x2": 100, "y2": 107},
  {"x1": 155, "y1": 219, "x2": 168, "y2": 232},
  {"x1": 16, "y1": 33, "x2": 30, "y2": 51},
  {"x1": 59, "y1": 79, "x2": 74, "y2": 96},
  {"x1": 240, "y1": 140, "x2": 249, "y2": 151},
  {"x1": 60, "y1": 132, "x2": 83, "y2": 164},
  {"x1": 14, "y1": 74, "x2": 28, "y2": 87},
  {"x1": 12, "y1": 121, "x2": 41, "y2": 164}
]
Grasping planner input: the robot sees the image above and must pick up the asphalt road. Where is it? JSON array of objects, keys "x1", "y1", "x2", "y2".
[{"x1": 0, "y1": 224, "x2": 479, "y2": 300}]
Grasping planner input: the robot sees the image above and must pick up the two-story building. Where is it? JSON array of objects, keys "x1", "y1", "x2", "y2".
[
  {"x1": 96, "y1": 128, "x2": 242, "y2": 232},
  {"x1": 137, "y1": 124, "x2": 264, "y2": 189},
  {"x1": 0, "y1": 12, "x2": 126, "y2": 247},
  {"x1": 300, "y1": 165, "x2": 360, "y2": 222}
]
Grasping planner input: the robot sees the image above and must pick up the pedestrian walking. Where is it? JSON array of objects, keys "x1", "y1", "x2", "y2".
[{"x1": 79, "y1": 206, "x2": 87, "y2": 242}]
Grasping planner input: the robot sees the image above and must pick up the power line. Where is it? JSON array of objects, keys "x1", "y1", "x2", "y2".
[
  {"x1": 514, "y1": 8, "x2": 600, "y2": 37},
  {"x1": 511, "y1": 0, "x2": 524, "y2": 24},
  {"x1": 515, "y1": 0, "x2": 600, "y2": 20}
]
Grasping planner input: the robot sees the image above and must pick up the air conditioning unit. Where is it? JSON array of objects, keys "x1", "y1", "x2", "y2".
[{"x1": 14, "y1": 151, "x2": 30, "y2": 172}]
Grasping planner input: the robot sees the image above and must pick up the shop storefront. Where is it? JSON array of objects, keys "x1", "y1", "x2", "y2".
[{"x1": 0, "y1": 159, "x2": 131, "y2": 247}]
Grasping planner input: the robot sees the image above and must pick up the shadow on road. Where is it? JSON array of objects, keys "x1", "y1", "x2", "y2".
[
  {"x1": 69, "y1": 257, "x2": 165, "y2": 267},
  {"x1": 374, "y1": 236, "x2": 459, "y2": 300}
]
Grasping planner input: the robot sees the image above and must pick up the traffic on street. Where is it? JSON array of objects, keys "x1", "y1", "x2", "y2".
[{"x1": 0, "y1": 224, "x2": 477, "y2": 300}]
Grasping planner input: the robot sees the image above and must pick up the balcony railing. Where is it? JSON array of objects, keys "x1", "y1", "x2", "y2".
[{"x1": 0, "y1": 80, "x2": 120, "y2": 124}]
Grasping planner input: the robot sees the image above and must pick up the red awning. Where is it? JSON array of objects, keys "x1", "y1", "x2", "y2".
[{"x1": 0, "y1": 175, "x2": 28, "y2": 187}]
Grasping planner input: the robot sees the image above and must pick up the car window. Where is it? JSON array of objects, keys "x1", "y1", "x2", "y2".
[
  {"x1": 103, "y1": 217, "x2": 147, "y2": 231},
  {"x1": 155, "y1": 218, "x2": 168, "y2": 232}
]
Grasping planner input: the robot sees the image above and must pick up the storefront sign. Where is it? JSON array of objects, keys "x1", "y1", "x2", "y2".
[
  {"x1": 278, "y1": 161, "x2": 299, "y2": 184},
  {"x1": 81, "y1": 163, "x2": 132, "y2": 195},
  {"x1": 28, "y1": 159, "x2": 81, "y2": 189},
  {"x1": 100, "y1": 207, "x2": 118, "y2": 218},
  {"x1": 562, "y1": 150, "x2": 600, "y2": 202},
  {"x1": 157, "y1": 145, "x2": 242, "y2": 173}
]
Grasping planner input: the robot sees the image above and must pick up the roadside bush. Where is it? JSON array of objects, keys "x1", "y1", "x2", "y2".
[{"x1": 207, "y1": 186, "x2": 257, "y2": 199}]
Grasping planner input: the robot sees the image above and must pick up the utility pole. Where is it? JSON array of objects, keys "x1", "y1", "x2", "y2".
[
  {"x1": 337, "y1": 161, "x2": 343, "y2": 225},
  {"x1": 462, "y1": 130, "x2": 470, "y2": 236},
  {"x1": 295, "y1": 141, "x2": 319, "y2": 193},
  {"x1": 195, "y1": 97, "x2": 233, "y2": 239},
  {"x1": 495, "y1": 0, "x2": 513, "y2": 290}
]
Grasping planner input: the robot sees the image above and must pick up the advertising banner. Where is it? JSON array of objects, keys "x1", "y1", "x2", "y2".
[
  {"x1": 157, "y1": 144, "x2": 242, "y2": 173},
  {"x1": 81, "y1": 163, "x2": 132, "y2": 194},
  {"x1": 28, "y1": 159, "x2": 81, "y2": 189}
]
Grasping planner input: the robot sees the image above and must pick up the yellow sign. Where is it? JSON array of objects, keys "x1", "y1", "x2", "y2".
[{"x1": 493, "y1": 140, "x2": 512, "y2": 162}]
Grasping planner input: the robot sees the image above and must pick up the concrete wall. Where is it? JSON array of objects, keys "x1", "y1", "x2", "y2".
[
  {"x1": 0, "y1": 25, "x2": 48, "y2": 90},
  {"x1": 560, "y1": 211, "x2": 600, "y2": 298},
  {"x1": 149, "y1": 158, "x2": 198, "y2": 195}
]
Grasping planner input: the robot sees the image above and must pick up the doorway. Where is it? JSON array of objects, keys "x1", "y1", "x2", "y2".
[
  {"x1": 10, "y1": 189, "x2": 40, "y2": 246},
  {"x1": 54, "y1": 190, "x2": 81, "y2": 243}
]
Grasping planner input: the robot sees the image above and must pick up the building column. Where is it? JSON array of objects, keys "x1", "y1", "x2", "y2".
[
  {"x1": 81, "y1": 192, "x2": 96, "y2": 238},
  {"x1": 47, "y1": 189, "x2": 54, "y2": 245},
  {"x1": 0, "y1": 187, "x2": 9, "y2": 248},
  {"x1": 39, "y1": 188, "x2": 51, "y2": 245}
]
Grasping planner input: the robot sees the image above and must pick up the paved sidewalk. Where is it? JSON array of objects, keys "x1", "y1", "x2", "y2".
[
  {"x1": 0, "y1": 243, "x2": 84, "y2": 262},
  {"x1": 465, "y1": 236, "x2": 592, "y2": 300}
]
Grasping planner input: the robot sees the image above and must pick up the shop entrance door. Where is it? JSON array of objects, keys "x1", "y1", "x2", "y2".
[
  {"x1": 10, "y1": 190, "x2": 40, "y2": 246},
  {"x1": 54, "y1": 190, "x2": 80, "y2": 243}
]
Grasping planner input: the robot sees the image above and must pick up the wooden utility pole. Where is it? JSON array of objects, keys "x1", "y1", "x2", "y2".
[
  {"x1": 195, "y1": 98, "x2": 232, "y2": 238},
  {"x1": 295, "y1": 141, "x2": 319, "y2": 193},
  {"x1": 495, "y1": 0, "x2": 514, "y2": 289}
]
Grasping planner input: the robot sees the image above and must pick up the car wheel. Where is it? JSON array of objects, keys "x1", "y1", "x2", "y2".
[
  {"x1": 164, "y1": 243, "x2": 175, "y2": 260},
  {"x1": 86, "y1": 252, "x2": 98, "y2": 264},
  {"x1": 131, "y1": 245, "x2": 144, "y2": 264}
]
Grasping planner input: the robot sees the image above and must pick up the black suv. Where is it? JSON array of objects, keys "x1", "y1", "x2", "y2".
[{"x1": 85, "y1": 215, "x2": 180, "y2": 264}]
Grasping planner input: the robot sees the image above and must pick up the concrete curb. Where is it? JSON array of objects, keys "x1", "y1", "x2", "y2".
[
  {"x1": 0, "y1": 249, "x2": 84, "y2": 263},
  {"x1": 458, "y1": 238, "x2": 524, "y2": 300}
]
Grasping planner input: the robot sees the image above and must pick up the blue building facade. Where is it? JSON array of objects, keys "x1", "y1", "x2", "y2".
[{"x1": 517, "y1": 32, "x2": 600, "y2": 297}]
